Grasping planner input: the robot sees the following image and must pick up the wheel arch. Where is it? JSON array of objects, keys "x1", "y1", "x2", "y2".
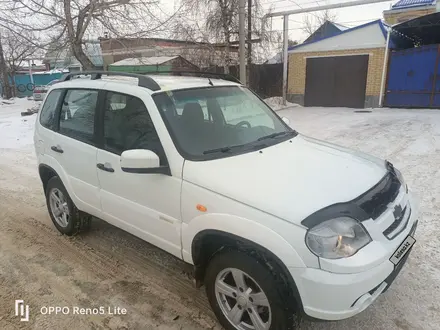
[
  {"x1": 38, "y1": 164, "x2": 60, "y2": 193},
  {"x1": 191, "y1": 229, "x2": 304, "y2": 313}
]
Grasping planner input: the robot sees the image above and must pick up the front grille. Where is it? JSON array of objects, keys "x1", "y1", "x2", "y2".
[
  {"x1": 382, "y1": 221, "x2": 416, "y2": 292},
  {"x1": 355, "y1": 172, "x2": 401, "y2": 220},
  {"x1": 383, "y1": 206, "x2": 411, "y2": 239}
]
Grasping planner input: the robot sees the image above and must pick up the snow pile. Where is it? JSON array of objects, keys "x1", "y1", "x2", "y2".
[
  {"x1": 33, "y1": 68, "x2": 69, "y2": 75},
  {"x1": 0, "y1": 98, "x2": 37, "y2": 149},
  {"x1": 110, "y1": 56, "x2": 178, "y2": 66},
  {"x1": 264, "y1": 97, "x2": 301, "y2": 111}
]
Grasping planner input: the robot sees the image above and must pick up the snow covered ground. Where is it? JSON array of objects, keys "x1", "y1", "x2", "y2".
[
  {"x1": 0, "y1": 98, "x2": 39, "y2": 149},
  {"x1": 264, "y1": 96, "x2": 301, "y2": 110},
  {"x1": 0, "y1": 99, "x2": 439, "y2": 329}
]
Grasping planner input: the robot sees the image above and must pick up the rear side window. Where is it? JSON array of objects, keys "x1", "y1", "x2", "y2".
[
  {"x1": 39, "y1": 89, "x2": 62, "y2": 130},
  {"x1": 59, "y1": 89, "x2": 98, "y2": 144}
]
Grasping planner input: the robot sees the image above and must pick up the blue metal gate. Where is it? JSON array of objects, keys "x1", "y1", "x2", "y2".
[{"x1": 385, "y1": 44, "x2": 440, "y2": 108}]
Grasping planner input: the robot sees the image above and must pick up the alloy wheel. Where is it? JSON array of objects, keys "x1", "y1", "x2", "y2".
[
  {"x1": 215, "y1": 267, "x2": 271, "y2": 330},
  {"x1": 49, "y1": 188, "x2": 70, "y2": 228}
]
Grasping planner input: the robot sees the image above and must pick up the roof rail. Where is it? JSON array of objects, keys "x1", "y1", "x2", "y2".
[
  {"x1": 59, "y1": 71, "x2": 161, "y2": 91},
  {"x1": 138, "y1": 70, "x2": 242, "y2": 84}
]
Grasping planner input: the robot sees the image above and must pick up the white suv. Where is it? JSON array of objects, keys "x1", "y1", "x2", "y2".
[{"x1": 34, "y1": 71, "x2": 418, "y2": 330}]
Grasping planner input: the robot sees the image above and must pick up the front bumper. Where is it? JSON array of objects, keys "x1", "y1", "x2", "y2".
[{"x1": 290, "y1": 220, "x2": 417, "y2": 321}]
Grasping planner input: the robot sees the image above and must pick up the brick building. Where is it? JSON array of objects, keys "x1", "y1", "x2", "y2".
[
  {"x1": 108, "y1": 56, "x2": 199, "y2": 72},
  {"x1": 287, "y1": 20, "x2": 391, "y2": 108},
  {"x1": 383, "y1": 0, "x2": 438, "y2": 25},
  {"x1": 99, "y1": 37, "x2": 239, "y2": 70},
  {"x1": 43, "y1": 40, "x2": 103, "y2": 71}
]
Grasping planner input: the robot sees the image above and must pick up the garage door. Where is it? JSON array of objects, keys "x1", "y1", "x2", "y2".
[{"x1": 304, "y1": 55, "x2": 369, "y2": 108}]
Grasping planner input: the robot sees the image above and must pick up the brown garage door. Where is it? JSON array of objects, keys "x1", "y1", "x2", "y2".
[{"x1": 304, "y1": 55, "x2": 369, "y2": 108}]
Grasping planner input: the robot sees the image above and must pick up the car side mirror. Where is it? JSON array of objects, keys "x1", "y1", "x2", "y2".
[
  {"x1": 120, "y1": 150, "x2": 170, "y2": 175},
  {"x1": 282, "y1": 117, "x2": 290, "y2": 125}
]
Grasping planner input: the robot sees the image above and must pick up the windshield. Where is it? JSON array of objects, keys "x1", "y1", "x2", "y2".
[{"x1": 153, "y1": 86, "x2": 296, "y2": 160}]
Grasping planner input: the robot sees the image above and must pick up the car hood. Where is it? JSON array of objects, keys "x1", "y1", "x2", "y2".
[{"x1": 183, "y1": 135, "x2": 387, "y2": 225}]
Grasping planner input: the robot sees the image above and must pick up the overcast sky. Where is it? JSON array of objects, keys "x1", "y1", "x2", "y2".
[
  {"x1": 170, "y1": 0, "x2": 395, "y2": 41},
  {"x1": 162, "y1": 0, "x2": 396, "y2": 60},
  {"x1": 263, "y1": 0, "x2": 394, "y2": 40}
]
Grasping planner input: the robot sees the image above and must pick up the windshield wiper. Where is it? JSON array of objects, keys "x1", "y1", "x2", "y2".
[
  {"x1": 257, "y1": 130, "x2": 296, "y2": 142},
  {"x1": 203, "y1": 144, "x2": 247, "y2": 155}
]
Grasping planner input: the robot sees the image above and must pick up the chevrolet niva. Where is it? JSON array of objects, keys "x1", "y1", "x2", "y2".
[{"x1": 34, "y1": 71, "x2": 418, "y2": 330}]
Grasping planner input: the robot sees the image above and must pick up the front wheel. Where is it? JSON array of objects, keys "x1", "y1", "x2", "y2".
[{"x1": 205, "y1": 250, "x2": 296, "y2": 330}]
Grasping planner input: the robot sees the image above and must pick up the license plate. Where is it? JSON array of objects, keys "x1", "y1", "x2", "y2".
[{"x1": 390, "y1": 235, "x2": 416, "y2": 265}]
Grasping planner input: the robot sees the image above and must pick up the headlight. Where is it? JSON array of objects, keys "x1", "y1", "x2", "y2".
[{"x1": 305, "y1": 217, "x2": 372, "y2": 259}]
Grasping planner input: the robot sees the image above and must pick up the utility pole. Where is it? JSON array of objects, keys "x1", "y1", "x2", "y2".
[
  {"x1": 239, "y1": 0, "x2": 246, "y2": 85},
  {"x1": 282, "y1": 15, "x2": 288, "y2": 106},
  {"x1": 264, "y1": 0, "x2": 393, "y2": 106},
  {"x1": 28, "y1": 60, "x2": 34, "y2": 85},
  {"x1": 379, "y1": 27, "x2": 392, "y2": 107},
  {"x1": 247, "y1": 0, "x2": 252, "y2": 86},
  {"x1": 0, "y1": 33, "x2": 12, "y2": 99}
]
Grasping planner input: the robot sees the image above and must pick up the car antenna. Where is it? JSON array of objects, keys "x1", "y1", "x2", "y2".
[{"x1": 208, "y1": 77, "x2": 214, "y2": 86}]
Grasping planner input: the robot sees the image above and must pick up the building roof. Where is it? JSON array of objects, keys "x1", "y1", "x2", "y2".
[
  {"x1": 289, "y1": 20, "x2": 392, "y2": 53},
  {"x1": 391, "y1": 0, "x2": 436, "y2": 9},
  {"x1": 391, "y1": 12, "x2": 440, "y2": 48},
  {"x1": 44, "y1": 40, "x2": 103, "y2": 68},
  {"x1": 333, "y1": 23, "x2": 350, "y2": 31},
  {"x1": 110, "y1": 56, "x2": 179, "y2": 67},
  {"x1": 267, "y1": 21, "x2": 348, "y2": 63},
  {"x1": 265, "y1": 52, "x2": 283, "y2": 64},
  {"x1": 303, "y1": 21, "x2": 348, "y2": 43},
  {"x1": 99, "y1": 37, "x2": 243, "y2": 49}
]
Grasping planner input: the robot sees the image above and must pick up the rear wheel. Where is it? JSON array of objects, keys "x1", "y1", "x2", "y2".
[
  {"x1": 205, "y1": 250, "x2": 296, "y2": 330},
  {"x1": 46, "y1": 176, "x2": 91, "y2": 236}
]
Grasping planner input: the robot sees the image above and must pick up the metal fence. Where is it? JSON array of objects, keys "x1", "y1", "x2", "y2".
[{"x1": 203, "y1": 63, "x2": 283, "y2": 99}]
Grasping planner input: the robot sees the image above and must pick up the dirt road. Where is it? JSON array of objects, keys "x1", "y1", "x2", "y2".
[
  {"x1": 0, "y1": 147, "x2": 222, "y2": 330},
  {"x1": 1, "y1": 106, "x2": 440, "y2": 330}
]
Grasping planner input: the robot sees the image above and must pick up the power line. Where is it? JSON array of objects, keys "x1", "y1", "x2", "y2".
[
  {"x1": 288, "y1": 0, "x2": 324, "y2": 22},
  {"x1": 288, "y1": 18, "x2": 303, "y2": 23},
  {"x1": 267, "y1": 17, "x2": 381, "y2": 32},
  {"x1": 261, "y1": 0, "x2": 333, "y2": 9},
  {"x1": 288, "y1": 16, "x2": 380, "y2": 24},
  {"x1": 339, "y1": 17, "x2": 381, "y2": 25},
  {"x1": 262, "y1": 0, "x2": 392, "y2": 12}
]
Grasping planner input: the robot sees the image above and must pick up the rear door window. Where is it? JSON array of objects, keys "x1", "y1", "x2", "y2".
[
  {"x1": 39, "y1": 89, "x2": 63, "y2": 130},
  {"x1": 59, "y1": 89, "x2": 99, "y2": 145}
]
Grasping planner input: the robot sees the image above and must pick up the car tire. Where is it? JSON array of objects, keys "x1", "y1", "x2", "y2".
[
  {"x1": 205, "y1": 250, "x2": 297, "y2": 330},
  {"x1": 45, "y1": 176, "x2": 91, "y2": 236}
]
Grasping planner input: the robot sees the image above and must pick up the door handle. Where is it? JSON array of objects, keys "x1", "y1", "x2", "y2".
[
  {"x1": 51, "y1": 145, "x2": 64, "y2": 153},
  {"x1": 97, "y1": 163, "x2": 114, "y2": 173}
]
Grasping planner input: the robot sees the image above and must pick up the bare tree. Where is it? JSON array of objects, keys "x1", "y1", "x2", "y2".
[
  {"x1": 176, "y1": 0, "x2": 240, "y2": 73},
  {"x1": 0, "y1": 32, "x2": 12, "y2": 99},
  {"x1": 175, "y1": 0, "x2": 275, "y2": 73},
  {"x1": 302, "y1": 10, "x2": 338, "y2": 37},
  {"x1": 1, "y1": 0, "x2": 181, "y2": 70},
  {"x1": 3, "y1": 30, "x2": 38, "y2": 96},
  {"x1": 244, "y1": 0, "x2": 275, "y2": 64},
  {"x1": 289, "y1": 40, "x2": 299, "y2": 47},
  {"x1": 169, "y1": 16, "x2": 221, "y2": 68},
  {"x1": 207, "y1": 0, "x2": 239, "y2": 73}
]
